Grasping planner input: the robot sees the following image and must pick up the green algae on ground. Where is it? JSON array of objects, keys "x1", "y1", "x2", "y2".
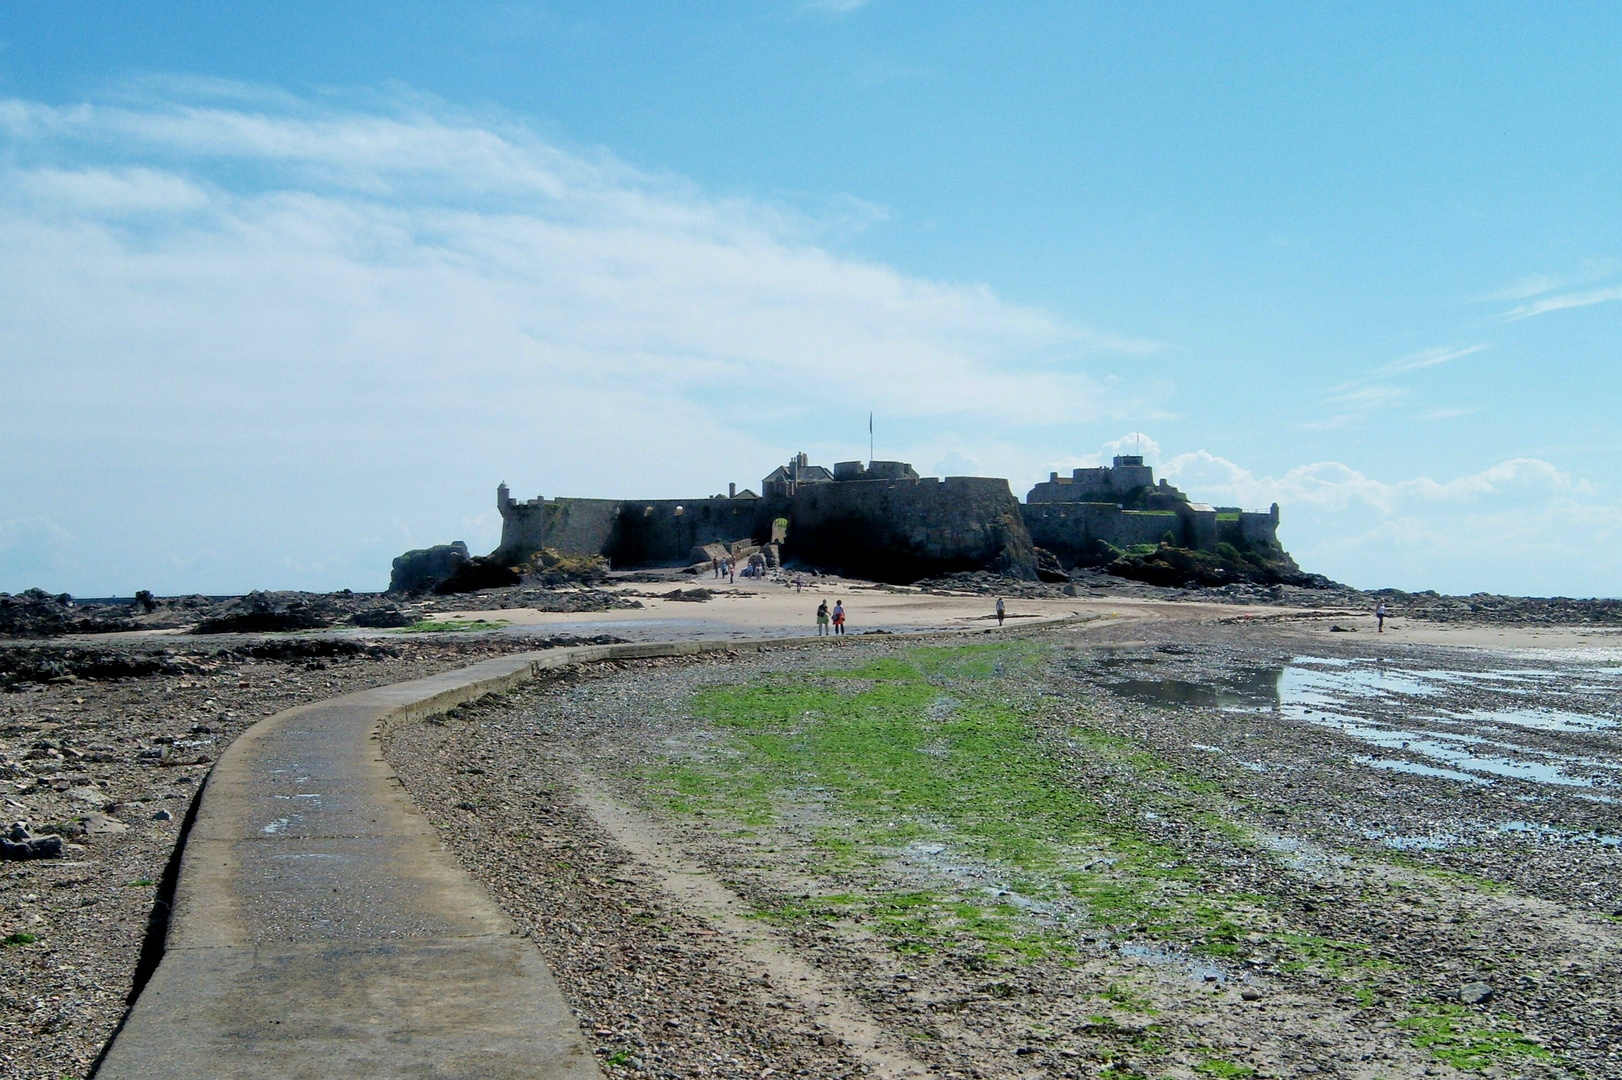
[
  {"x1": 642, "y1": 640, "x2": 1564, "y2": 1077},
  {"x1": 1397, "y1": 1003, "x2": 1551, "y2": 1071},
  {"x1": 657, "y1": 642, "x2": 1269, "y2": 960},
  {"x1": 397, "y1": 618, "x2": 511, "y2": 633}
]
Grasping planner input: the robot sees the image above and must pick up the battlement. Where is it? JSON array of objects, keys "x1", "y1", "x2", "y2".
[{"x1": 1028, "y1": 455, "x2": 1164, "y2": 504}]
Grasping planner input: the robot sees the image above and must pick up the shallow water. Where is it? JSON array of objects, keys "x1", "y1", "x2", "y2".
[{"x1": 1104, "y1": 653, "x2": 1622, "y2": 790}]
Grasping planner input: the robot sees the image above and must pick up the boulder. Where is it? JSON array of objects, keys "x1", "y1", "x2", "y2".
[{"x1": 350, "y1": 606, "x2": 412, "y2": 628}]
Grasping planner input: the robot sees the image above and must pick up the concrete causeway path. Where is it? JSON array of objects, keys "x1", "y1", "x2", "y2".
[{"x1": 97, "y1": 640, "x2": 747, "y2": 1080}]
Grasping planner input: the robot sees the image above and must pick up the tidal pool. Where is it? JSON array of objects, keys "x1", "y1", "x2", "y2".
[{"x1": 1105, "y1": 655, "x2": 1622, "y2": 789}]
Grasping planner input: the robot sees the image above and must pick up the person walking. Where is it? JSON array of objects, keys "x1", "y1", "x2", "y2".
[
  {"x1": 712, "y1": 556, "x2": 721, "y2": 579},
  {"x1": 728, "y1": 557, "x2": 736, "y2": 585},
  {"x1": 995, "y1": 597, "x2": 1005, "y2": 627},
  {"x1": 1375, "y1": 601, "x2": 1387, "y2": 633},
  {"x1": 832, "y1": 600, "x2": 846, "y2": 636},
  {"x1": 816, "y1": 600, "x2": 830, "y2": 636}
]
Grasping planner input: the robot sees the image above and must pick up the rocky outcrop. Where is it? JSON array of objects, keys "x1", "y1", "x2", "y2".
[
  {"x1": 192, "y1": 591, "x2": 339, "y2": 633},
  {"x1": 389, "y1": 542, "x2": 471, "y2": 594},
  {"x1": 1103, "y1": 542, "x2": 1326, "y2": 589},
  {"x1": 0, "y1": 590, "x2": 141, "y2": 638},
  {"x1": 432, "y1": 557, "x2": 522, "y2": 595}
]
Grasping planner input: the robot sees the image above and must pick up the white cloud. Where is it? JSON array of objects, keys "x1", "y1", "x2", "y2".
[
  {"x1": 1099, "y1": 432, "x2": 1161, "y2": 463},
  {"x1": 1504, "y1": 284, "x2": 1622, "y2": 321},
  {"x1": 1477, "y1": 274, "x2": 1562, "y2": 303},
  {"x1": 0, "y1": 84, "x2": 1152, "y2": 594},
  {"x1": 1378, "y1": 344, "x2": 1487, "y2": 374},
  {"x1": 1159, "y1": 449, "x2": 1618, "y2": 594}
]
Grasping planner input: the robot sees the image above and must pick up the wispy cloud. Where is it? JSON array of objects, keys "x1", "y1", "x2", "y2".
[
  {"x1": 1477, "y1": 274, "x2": 1562, "y2": 303},
  {"x1": 1377, "y1": 343, "x2": 1487, "y2": 374},
  {"x1": 804, "y1": 0, "x2": 868, "y2": 13},
  {"x1": 1504, "y1": 284, "x2": 1622, "y2": 321}
]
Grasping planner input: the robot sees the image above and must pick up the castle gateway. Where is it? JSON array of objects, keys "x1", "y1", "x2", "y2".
[{"x1": 494, "y1": 454, "x2": 1283, "y2": 584}]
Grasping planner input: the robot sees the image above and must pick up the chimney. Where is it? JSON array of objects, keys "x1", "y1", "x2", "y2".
[{"x1": 729, "y1": 482, "x2": 736, "y2": 499}]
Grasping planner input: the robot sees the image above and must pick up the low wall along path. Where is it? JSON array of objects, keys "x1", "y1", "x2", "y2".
[{"x1": 96, "y1": 639, "x2": 772, "y2": 1080}]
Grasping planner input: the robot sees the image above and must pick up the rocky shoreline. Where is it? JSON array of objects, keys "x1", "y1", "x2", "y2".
[
  {"x1": 380, "y1": 622, "x2": 1618, "y2": 1080},
  {"x1": 1, "y1": 580, "x2": 1617, "y2": 1079},
  {"x1": 6, "y1": 571, "x2": 1619, "y2": 643}
]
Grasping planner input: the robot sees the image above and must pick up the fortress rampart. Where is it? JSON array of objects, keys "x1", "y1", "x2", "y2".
[
  {"x1": 494, "y1": 485, "x2": 767, "y2": 568},
  {"x1": 493, "y1": 454, "x2": 1284, "y2": 584},
  {"x1": 785, "y1": 475, "x2": 1034, "y2": 581}
]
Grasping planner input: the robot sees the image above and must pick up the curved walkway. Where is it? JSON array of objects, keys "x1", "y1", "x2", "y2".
[{"x1": 96, "y1": 640, "x2": 755, "y2": 1080}]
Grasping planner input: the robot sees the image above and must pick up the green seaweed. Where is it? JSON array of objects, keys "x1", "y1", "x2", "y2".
[{"x1": 1397, "y1": 1004, "x2": 1550, "y2": 1071}]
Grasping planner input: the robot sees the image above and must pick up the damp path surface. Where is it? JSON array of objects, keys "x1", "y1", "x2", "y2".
[{"x1": 93, "y1": 650, "x2": 607, "y2": 1080}]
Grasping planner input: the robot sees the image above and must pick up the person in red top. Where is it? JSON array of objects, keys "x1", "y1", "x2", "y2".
[{"x1": 832, "y1": 600, "x2": 846, "y2": 636}]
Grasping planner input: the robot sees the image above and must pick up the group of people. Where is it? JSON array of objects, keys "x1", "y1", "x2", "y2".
[
  {"x1": 710, "y1": 553, "x2": 772, "y2": 582},
  {"x1": 809, "y1": 596, "x2": 1010, "y2": 636},
  {"x1": 814, "y1": 599, "x2": 846, "y2": 635}
]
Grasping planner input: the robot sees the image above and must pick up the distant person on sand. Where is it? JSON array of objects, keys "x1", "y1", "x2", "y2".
[
  {"x1": 1376, "y1": 601, "x2": 1387, "y2": 633},
  {"x1": 832, "y1": 600, "x2": 846, "y2": 635},
  {"x1": 728, "y1": 558, "x2": 736, "y2": 585},
  {"x1": 795, "y1": 574, "x2": 805, "y2": 593},
  {"x1": 996, "y1": 597, "x2": 1005, "y2": 627},
  {"x1": 816, "y1": 600, "x2": 830, "y2": 636},
  {"x1": 712, "y1": 556, "x2": 721, "y2": 579}
]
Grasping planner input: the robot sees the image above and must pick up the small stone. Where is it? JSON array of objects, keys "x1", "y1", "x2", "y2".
[
  {"x1": 81, "y1": 812, "x2": 128, "y2": 836},
  {"x1": 152, "y1": 809, "x2": 174, "y2": 822},
  {"x1": 817, "y1": 1034, "x2": 838, "y2": 1047},
  {"x1": 1459, "y1": 981, "x2": 1493, "y2": 1005},
  {"x1": 1239, "y1": 987, "x2": 1263, "y2": 1001},
  {"x1": 1014, "y1": 1047, "x2": 1038, "y2": 1057}
]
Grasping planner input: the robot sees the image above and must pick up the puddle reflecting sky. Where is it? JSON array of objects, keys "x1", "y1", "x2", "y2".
[{"x1": 1103, "y1": 654, "x2": 1622, "y2": 789}]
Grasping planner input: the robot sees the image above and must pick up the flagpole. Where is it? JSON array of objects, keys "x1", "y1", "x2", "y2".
[{"x1": 869, "y1": 412, "x2": 873, "y2": 466}]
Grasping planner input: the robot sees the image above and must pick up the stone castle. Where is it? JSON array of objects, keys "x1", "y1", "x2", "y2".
[{"x1": 491, "y1": 454, "x2": 1283, "y2": 584}]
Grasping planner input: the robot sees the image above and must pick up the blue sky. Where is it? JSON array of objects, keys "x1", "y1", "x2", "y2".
[{"x1": 1, "y1": 3, "x2": 1619, "y2": 596}]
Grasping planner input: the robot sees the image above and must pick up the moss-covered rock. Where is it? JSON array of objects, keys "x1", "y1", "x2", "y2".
[{"x1": 1105, "y1": 541, "x2": 1329, "y2": 589}]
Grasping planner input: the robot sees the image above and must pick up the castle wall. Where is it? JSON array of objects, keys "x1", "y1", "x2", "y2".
[
  {"x1": 1234, "y1": 504, "x2": 1282, "y2": 550},
  {"x1": 786, "y1": 476, "x2": 1036, "y2": 583},
  {"x1": 496, "y1": 494, "x2": 767, "y2": 567},
  {"x1": 1181, "y1": 505, "x2": 1219, "y2": 553},
  {"x1": 496, "y1": 497, "x2": 621, "y2": 563},
  {"x1": 1022, "y1": 503, "x2": 1184, "y2": 565},
  {"x1": 606, "y1": 498, "x2": 772, "y2": 567},
  {"x1": 492, "y1": 478, "x2": 1283, "y2": 580}
]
